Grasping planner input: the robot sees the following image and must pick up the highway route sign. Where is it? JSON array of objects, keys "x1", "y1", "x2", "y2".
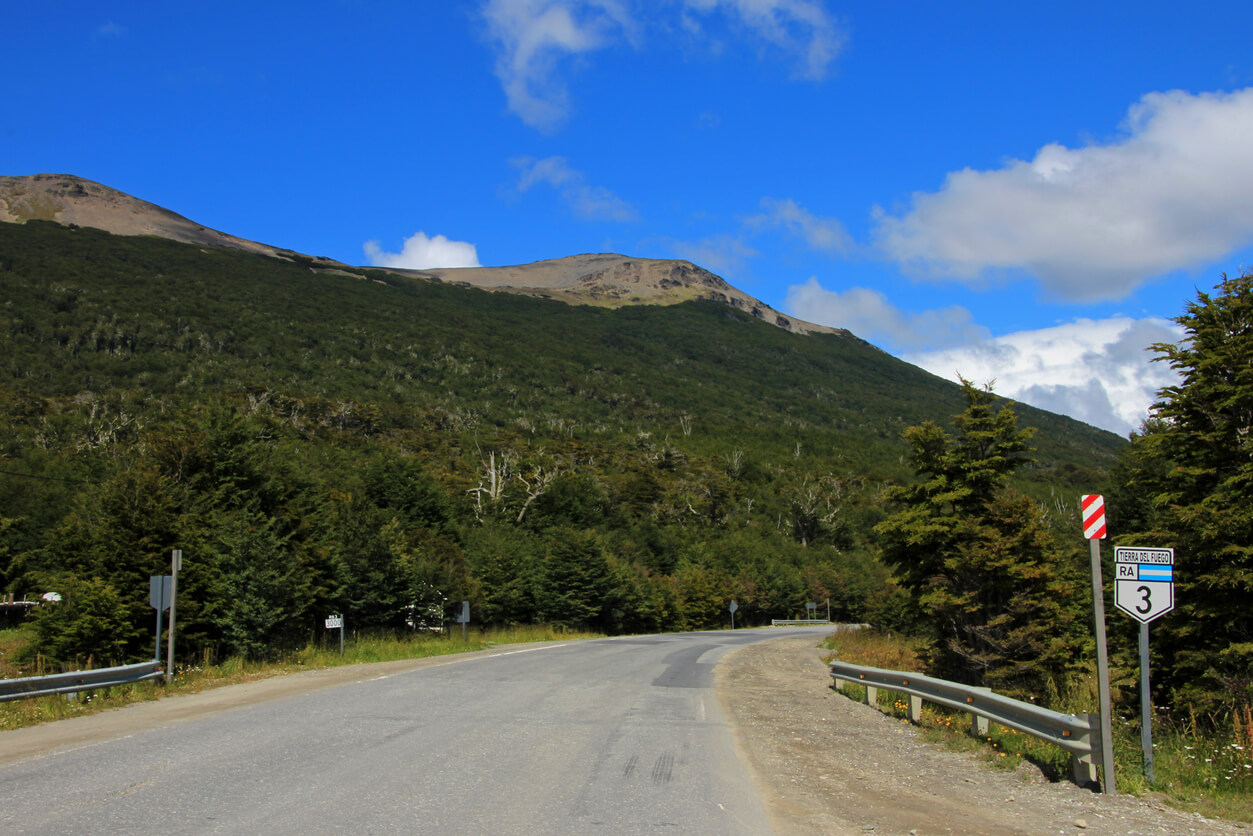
[
  {"x1": 1114, "y1": 547, "x2": 1175, "y2": 624},
  {"x1": 325, "y1": 615, "x2": 343, "y2": 629}
]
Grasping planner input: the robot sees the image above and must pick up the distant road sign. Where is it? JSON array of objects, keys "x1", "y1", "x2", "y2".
[
  {"x1": 150, "y1": 575, "x2": 172, "y2": 611},
  {"x1": 325, "y1": 616, "x2": 343, "y2": 629},
  {"x1": 1114, "y1": 547, "x2": 1175, "y2": 623},
  {"x1": 1081, "y1": 494, "x2": 1107, "y2": 540}
]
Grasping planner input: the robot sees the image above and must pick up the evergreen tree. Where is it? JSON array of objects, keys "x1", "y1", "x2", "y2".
[
  {"x1": 876, "y1": 382, "x2": 1086, "y2": 697},
  {"x1": 1137, "y1": 272, "x2": 1253, "y2": 714}
]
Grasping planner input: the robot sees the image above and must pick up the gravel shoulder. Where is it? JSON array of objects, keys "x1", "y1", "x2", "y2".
[{"x1": 715, "y1": 634, "x2": 1248, "y2": 836}]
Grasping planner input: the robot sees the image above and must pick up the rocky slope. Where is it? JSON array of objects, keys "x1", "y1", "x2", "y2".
[{"x1": 0, "y1": 173, "x2": 835, "y2": 336}]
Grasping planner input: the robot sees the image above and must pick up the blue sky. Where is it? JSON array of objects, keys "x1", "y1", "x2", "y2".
[{"x1": 8, "y1": 1, "x2": 1253, "y2": 436}]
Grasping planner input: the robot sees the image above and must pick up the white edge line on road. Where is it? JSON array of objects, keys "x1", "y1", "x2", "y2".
[
  {"x1": 450, "y1": 643, "x2": 570, "y2": 664},
  {"x1": 358, "y1": 643, "x2": 572, "y2": 680},
  {"x1": 490, "y1": 643, "x2": 568, "y2": 657},
  {"x1": 0, "y1": 734, "x2": 136, "y2": 769}
]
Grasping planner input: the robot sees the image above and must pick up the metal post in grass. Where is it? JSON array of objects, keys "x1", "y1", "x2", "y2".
[
  {"x1": 165, "y1": 549, "x2": 182, "y2": 686},
  {"x1": 1139, "y1": 622, "x2": 1154, "y2": 784},
  {"x1": 1080, "y1": 495, "x2": 1116, "y2": 794}
]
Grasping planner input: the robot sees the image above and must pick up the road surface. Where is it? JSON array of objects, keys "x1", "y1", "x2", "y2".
[{"x1": 0, "y1": 626, "x2": 834, "y2": 835}]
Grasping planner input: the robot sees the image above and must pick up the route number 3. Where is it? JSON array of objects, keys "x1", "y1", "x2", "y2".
[{"x1": 1134, "y1": 585, "x2": 1152, "y2": 614}]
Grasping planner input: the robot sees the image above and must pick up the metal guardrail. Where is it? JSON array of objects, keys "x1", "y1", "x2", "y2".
[
  {"x1": 0, "y1": 661, "x2": 164, "y2": 702},
  {"x1": 770, "y1": 619, "x2": 831, "y2": 626},
  {"x1": 829, "y1": 660, "x2": 1104, "y2": 787}
]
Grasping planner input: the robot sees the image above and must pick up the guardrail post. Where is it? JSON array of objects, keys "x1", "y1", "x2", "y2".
[
  {"x1": 1070, "y1": 713, "x2": 1100, "y2": 787},
  {"x1": 967, "y1": 686, "x2": 991, "y2": 737},
  {"x1": 864, "y1": 684, "x2": 878, "y2": 706},
  {"x1": 908, "y1": 694, "x2": 922, "y2": 723}
]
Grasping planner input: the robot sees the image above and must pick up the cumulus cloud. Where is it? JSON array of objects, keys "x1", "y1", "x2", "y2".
[
  {"x1": 902, "y1": 317, "x2": 1184, "y2": 436},
  {"x1": 481, "y1": 0, "x2": 636, "y2": 131},
  {"x1": 785, "y1": 278, "x2": 990, "y2": 350},
  {"x1": 682, "y1": 0, "x2": 844, "y2": 80},
  {"x1": 512, "y1": 155, "x2": 637, "y2": 221},
  {"x1": 481, "y1": 1, "x2": 844, "y2": 129},
  {"x1": 875, "y1": 88, "x2": 1253, "y2": 301},
  {"x1": 364, "y1": 232, "x2": 482, "y2": 269},
  {"x1": 743, "y1": 197, "x2": 853, "y2": 254}
]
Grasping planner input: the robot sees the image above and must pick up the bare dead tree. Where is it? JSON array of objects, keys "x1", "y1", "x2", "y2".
[{"x1": 515, "y1": 464, "x2": 560, "y2": 523}]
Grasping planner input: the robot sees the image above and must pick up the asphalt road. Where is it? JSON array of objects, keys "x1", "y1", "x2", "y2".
[{"x1": 0, "y1": 626, "x2": 834, "y2": 835}]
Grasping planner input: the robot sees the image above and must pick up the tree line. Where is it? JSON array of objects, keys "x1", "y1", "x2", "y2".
[{"x1": 877, "y1": 273, "x2": 1252, "y2": 720}]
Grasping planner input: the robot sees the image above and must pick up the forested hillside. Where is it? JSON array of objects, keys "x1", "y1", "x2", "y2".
[{"x1": 0, "y1": 220, "x2": 1122, "y2": 666}]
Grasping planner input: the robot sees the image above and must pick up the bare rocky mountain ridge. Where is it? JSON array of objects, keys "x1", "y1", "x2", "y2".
[{"x1": 0, "y1": 174, "x2": 836, "y2": 336}]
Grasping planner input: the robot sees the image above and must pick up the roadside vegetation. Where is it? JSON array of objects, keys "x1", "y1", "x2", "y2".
[
  {"x1": 0, "y1": 220, "x2": 1113, "y2": 671},
  {"x1": 823, "y1": 628, "x2": 1253, "y2": 823},
  {"x1": 0, "y1": 623, "x2": 596, "y2": 732}
]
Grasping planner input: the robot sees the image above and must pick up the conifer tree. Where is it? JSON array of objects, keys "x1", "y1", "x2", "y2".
[
  {"x1": 1138, "y1": 272, "x2": 1253, "y2": 714},
  {"x1": 876, "y1": 381, "x2": 1086, "y2": 697}
]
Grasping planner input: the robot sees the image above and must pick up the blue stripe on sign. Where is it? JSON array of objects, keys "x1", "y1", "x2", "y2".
[{"x1": 1139, "y1": 566, "x2": 1173, "y2": 581}]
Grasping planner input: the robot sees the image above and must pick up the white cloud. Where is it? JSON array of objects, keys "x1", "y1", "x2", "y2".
[
  {"x1": 364, "y1": 232, "x2": 482, "y2": 269},
  {"x1": 902, "y1": 317, "x2": 1184, "y2": 436},
  {"x1": 481, "y1": 1, "x2": 844, "y2": 130},
  {"x1": 875, "y1": 88, "x2": 1253, "y2": 301},
  {"x1": 682, "y1": 0, "x2": 843, "y2": 80},
  {"x1": 665, "y1": 234, "x2": 758, "y2": 277},
  {"x1": 512, "y1": 155, "x2": 637, "y2": 221},
  {"x1": 743, "y1": 197, "x2": 852, "y2": 254},
  {"x1": 784, "y1": 278, "x2": 989, "y2": 350},
  {"x1": 94, "y1": 22, "x2": 127, "y2": 38},
  {"x1": 481, "y1": 0, "x2": 636, "y2": 131}
]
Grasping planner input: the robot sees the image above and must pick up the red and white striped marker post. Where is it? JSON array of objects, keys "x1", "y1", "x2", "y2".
[
  {"x1": 1081, "y1": 494, "x2": 1116, "y2": 794},
  {"x1": 1082, "y1": 494, "x2": 1108, "y2": 540}
]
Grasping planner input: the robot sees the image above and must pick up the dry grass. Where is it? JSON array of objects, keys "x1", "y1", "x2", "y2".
[{"x1": 820, "y1": 626, "x2": 926, "y2": 671}]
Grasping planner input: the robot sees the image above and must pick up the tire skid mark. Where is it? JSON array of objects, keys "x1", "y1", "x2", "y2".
[{"x1": 651, "y1": 752, "x2": 674, "y2": 784}]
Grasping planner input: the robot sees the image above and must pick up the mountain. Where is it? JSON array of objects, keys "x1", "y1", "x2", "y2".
[
  {"x1": 0, "y1": 174, "x2": 832, "y2": 336},
  {"x1": 415, "y1": 255, "x2": 836, "y2": 335},
  {"x1": 0, "y1": 183, "x2": 1125, "y2": 658},
  {"x1": 0, "y1": 173, "x2": 333, "y2": 264}
]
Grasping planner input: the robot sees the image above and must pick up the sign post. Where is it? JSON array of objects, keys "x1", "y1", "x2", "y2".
[
  {"x1": 165, "y1": 549, "x2": 181, "y2": 686},
  {"x1": 728, "y1": 599, "x2": 738, "y2": 630},
  {"x1": 149, "y1": 575, "x2": 172, "y2": 662},
  {"x1": 1081, "y1": 495, "x2": 1116, "y2": 794},
  {"x1": 454, "y1": 600, "x2": 470, "y2": 642},
  {"x1": 1114, "y1": 546, "x2": 1175, "y2": 784},
  {"x1": 325, "y1": 614, "x2": 344, "y2": 655}
]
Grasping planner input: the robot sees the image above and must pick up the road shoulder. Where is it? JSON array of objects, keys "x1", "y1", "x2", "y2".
[{"x1": 715, "y1": 633, "x2": 1245, "y2": 836}]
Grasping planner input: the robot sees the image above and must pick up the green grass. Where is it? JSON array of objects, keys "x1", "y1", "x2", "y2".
[
  {"x1": 0, "y1": 625, "x2": 36, "y2": 679},
  {"x1": 822, "y1": 629, "x2": 1253, "y2": 823},
  {"x1": 0, "y1": 624, "x2": 600, "y2": 732}
]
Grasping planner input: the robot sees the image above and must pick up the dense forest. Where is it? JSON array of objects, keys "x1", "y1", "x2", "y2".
[{"x1": 2, "y1": 220, "x2": 1145, "y2": 693}]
